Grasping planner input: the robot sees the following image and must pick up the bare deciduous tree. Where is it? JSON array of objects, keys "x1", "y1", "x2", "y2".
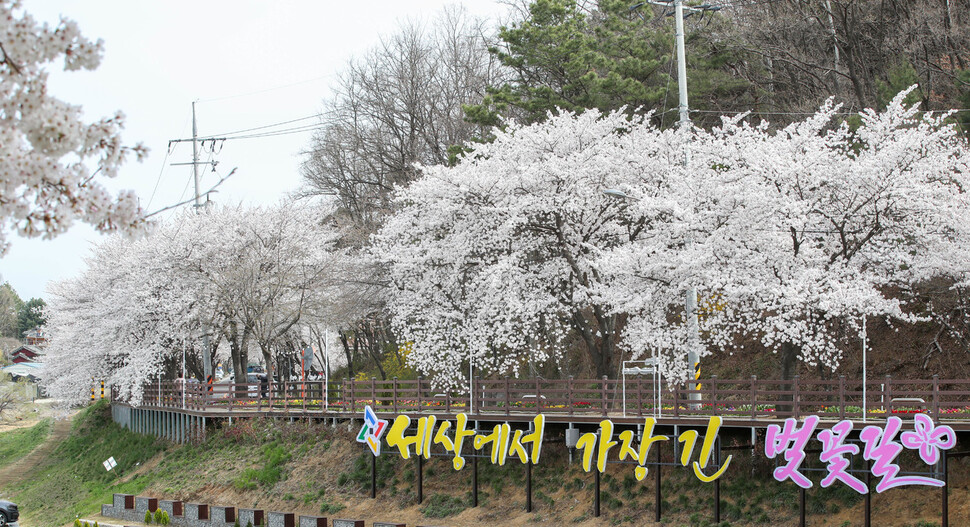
[{"x1": 727, "y1": 0, "x2": 970, "y2": 117}]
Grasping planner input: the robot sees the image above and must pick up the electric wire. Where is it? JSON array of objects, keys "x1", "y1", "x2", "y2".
[
  {"x1": 202, "y1": 113, "x2": 325, "y2": 139},
  {"x1": 198, "y1": 73, "x2": 335, "y2": 103},
  {"x1": 146, "y1": 144, "x2": 174, "y2": 211}
]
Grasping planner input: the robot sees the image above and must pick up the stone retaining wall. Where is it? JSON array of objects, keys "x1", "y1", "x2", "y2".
[{"x1": 100, "y1": 494, "x2": 360, "y2": 527}]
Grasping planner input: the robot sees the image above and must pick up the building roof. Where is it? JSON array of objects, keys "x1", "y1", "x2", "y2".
[
  {"x1": 2, "y1": 362, "x2": 45, "y2": 379},
  {"x1": 11, "y1": 344, "x2": 44, "y2": 356},
  {"x1": 24, "y1": 327, "x2": 45, "y2": 339}
]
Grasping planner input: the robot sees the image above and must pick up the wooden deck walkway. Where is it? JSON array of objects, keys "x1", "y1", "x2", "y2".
[{"x1": 113, "y1": 375, "x2": 970, "y2": 432}]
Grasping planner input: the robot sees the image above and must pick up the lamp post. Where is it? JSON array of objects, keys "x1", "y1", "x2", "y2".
[
  {"x1": 604, "y1": 188, "x2": 701, "y2": 408},
  {"x1": 862, "y1": 316, "x2": 868, "y2": 422}
]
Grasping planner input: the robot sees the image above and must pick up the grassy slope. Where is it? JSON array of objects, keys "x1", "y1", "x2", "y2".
[
  {"x1": 5, "y1": 401, "x2": 167, "y2": 526},
  {"x1": 0, "y1": 419, "x2": 51, "y2": 468},
  {"x1": 3, "y1": 402, "x2": 967, "y2": 527}
]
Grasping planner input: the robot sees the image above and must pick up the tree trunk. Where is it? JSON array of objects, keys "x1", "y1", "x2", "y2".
[
  {"x1": 778, "y1": 341, "x2": 800, "y2": 414},
  {"x1": 261, "y1": 343, "x2": 275, "y2": 387},
  {"x1": 340, "y1": 331, "x2": 354, "y2": 379}
]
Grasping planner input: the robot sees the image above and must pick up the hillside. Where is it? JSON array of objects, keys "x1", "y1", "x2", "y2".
[{"x1": 0, "y1": 401, "x2": 967, "y2": 527}]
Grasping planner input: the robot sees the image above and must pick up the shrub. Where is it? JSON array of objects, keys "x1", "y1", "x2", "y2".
[
  {"x1": 419, "y1": 494, "x2": 467, "y2": 518},
  {"x1": 154, "y1": 509, "x2": 165, "y2": 524},
  {"x1": 319, "y1": 499, "x2": 345, "y2": 514},
  {"x1": 145, "y1": 511, "x2": 153, "y2": 524}
]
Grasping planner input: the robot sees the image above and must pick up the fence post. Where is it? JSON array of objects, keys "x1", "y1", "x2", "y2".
[
  {"x1": 839, "y1": 375, "x2": 846, "y2": 420},
  {"x1": 393, "y1": 377, "x2": 399, "y2": 414},
  {"x1": 474, "y1": 376, "x2": 481, "y2": 414},
  {"x1": 750, "y1": 375, "x2": 757, "y2": 419},
  {"x1": 674, "y1": 381, "x2": 681, "y2": 418},
  {"x1": 793, "y1": 375, "x2": 800, "y2": 419},
  {"x1": 710, "y1": 375, "x2": 718, "y2": 414},
  {"x1": 349, "y1": 378, "x2": 355, "y2": 414},
  {"x1": 636, "y1": 375, "x2": 643, "y2": 417},
  {"x1": 505, "y1": 378, "x2": 511, "y2": 417},
  {"x1": 371, "y1": 377, "x2": 377, "y2": 409},
  {"x1": 535, "y1": 378, "x2": 541, "y2": 414},
  {"x1": 417, "y1": 376, "x2": 423, "y2": 413},
  {"x1": 932, "y1": 375, "x2": 940, "y2": 420},
  {"x1": 884, "y1": 375, "x2": 892, "y2": 413},
  {"x1": 601, "y1": 376, "x2": 609, "y2": 417},
  {"x1": 567, "y1": 376, "x2": 574, "y2": 416}
]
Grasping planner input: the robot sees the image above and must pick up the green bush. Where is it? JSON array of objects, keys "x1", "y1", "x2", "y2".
[
  {"x1": 145, "y1": 511, "x2": 153, "y2": 524},
  {"x1": 319, "y1": 499, "x2": 345, "y2": 514},
  {"x1": 419, "y1": 494, "x2": 466, "y2": 518},
  {"x1": 233, "y1": 441, "x2": 292, "y2": 489}
]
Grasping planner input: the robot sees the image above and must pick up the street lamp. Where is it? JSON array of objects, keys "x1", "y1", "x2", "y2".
[{"x1": 603, "y1": 188, "x2": 702, "y2": 409}]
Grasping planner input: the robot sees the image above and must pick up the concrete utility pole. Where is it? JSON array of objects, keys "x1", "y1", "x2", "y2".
[
  {"x1": 673, "y1": 0, "x2": 700, "y2": 405},
  {"x1": 169, "y1": 102, "x2": 226, "y2": 384},
  {"x1": 192, "y1": 101, "x2": 202, "y2": 208},
  {"x1": 615, "y1": 2, "x2": 719, "y2": 401}
]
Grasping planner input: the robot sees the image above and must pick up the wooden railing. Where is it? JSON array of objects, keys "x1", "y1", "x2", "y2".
[{"x1": 114, "y1": 375, "x2": 970, "y2": 422}]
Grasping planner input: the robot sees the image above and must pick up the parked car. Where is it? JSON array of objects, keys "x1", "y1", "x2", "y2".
[{"x1": 0, "y1": 499, "x2": 19, "y2": 526}]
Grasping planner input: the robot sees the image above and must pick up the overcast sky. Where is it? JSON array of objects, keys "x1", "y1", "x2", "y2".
[{"x1": 1, "y1": 0, "x2": 511, "y2": 301}]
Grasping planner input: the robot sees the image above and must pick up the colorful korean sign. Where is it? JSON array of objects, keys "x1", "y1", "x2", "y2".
[{"x1": 358, "y1": 406, "x2": 956, "y2": 494}]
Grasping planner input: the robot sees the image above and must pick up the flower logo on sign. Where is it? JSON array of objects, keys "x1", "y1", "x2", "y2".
[
  {"x1": 356, "y1": 405, "x2": 388, "y2": 456},
  {"x1": 900, "y1": 413, "x2": 955, "y2": 465}
]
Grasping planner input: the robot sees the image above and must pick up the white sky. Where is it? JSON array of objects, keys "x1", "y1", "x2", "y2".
[{"x1": 0, "y1": 0, "x2": 511, "y2": 301}]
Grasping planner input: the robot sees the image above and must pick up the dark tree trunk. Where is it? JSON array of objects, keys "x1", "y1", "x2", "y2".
[
  {"x1": 340, "y1": 331, "x2": 354, "y2": 380},
  {"x1": 778, "y1": 341, "x2": 800, "y2": 414}
]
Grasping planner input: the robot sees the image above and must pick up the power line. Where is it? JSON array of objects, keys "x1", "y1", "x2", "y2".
[
  {"x1": 213, "y1": 123, "x2": 328, "y2": 140},
  {"x1": 198, "y1": 73, "x2": 335, "y2": 103},
  {"x1": 146, "y1": 144, "x2": 174, "y2": 211},
  {"x1": 204, "y1": 113, "x2": 324, "y2": 139}
]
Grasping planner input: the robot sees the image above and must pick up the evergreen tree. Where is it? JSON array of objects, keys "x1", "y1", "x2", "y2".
[
  {"x1": 0, "y1": 282, "x2": 22, "y2": 338},
  {"x1": 17, "y1": 298, "x2": 45, "y2": 338},
  {"x1": 464, "y1": 0, "x2": 754, "y2": 129}
]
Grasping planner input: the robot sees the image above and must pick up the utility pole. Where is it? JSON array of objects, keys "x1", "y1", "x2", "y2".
[
  {"x1": 660, "y1": 0, "x2": 720, "y2": 405},
  {"x1": 611, "y1": 2, "x2": 718, "y2": 401},
  {"x1": 192, "y1": 101, "x2": 202, "y2": 208},
  {"x1": 673, "y1": 0, "x2": 700, "y2": 406},
  {"x1": 169, "y1": 102, "x2": 226, "y2": 385}
]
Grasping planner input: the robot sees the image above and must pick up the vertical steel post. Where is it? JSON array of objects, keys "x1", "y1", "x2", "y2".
[
  {"x1": 472, "y1": 453, "x2": 479, "y2": 507},
  {"x1": 942, "y1": 450, "x2": 948, "y2": 527},
  {"x1": 526, "y1": 460, "x2": 532, "y2": 512},
  {"x1": 714, "y1": 441, "x2": 721, "y2": 524},
  {"x1": 799, "y1": 487, "x2": 806, "y2": 527},
  {"x1": 593, "y1": 466, "x2": 600, "y2": 517},
  {"x1": 417, "y1": 454, "x2": 424, "y2": 504},
  {"x1": 371, "y1": 451, "x2": 377, "y2": 499},
  {"x1": 865, "y1": 459, "x2": 871, "y2": 527},
  {"x1": 655, "y1": 439, "x2": 662, "y2": 522}
]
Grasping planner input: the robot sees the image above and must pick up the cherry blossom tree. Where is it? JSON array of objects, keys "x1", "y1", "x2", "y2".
[
  {"x1": 378, "y1": 89, "x2": 970, "y2": 387},
  {"x1": 1, "y1": 1, "x2": 147, "y2": 254},
  {"x1": 605, "y1": 89, "x2": 970, "y2": 382},
  {"x1": 43, "y1": 202, "x2": 345, "y2": 404},
  {"x1": 374, "y1": 109, "x2": 688, "y2": 387}
]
